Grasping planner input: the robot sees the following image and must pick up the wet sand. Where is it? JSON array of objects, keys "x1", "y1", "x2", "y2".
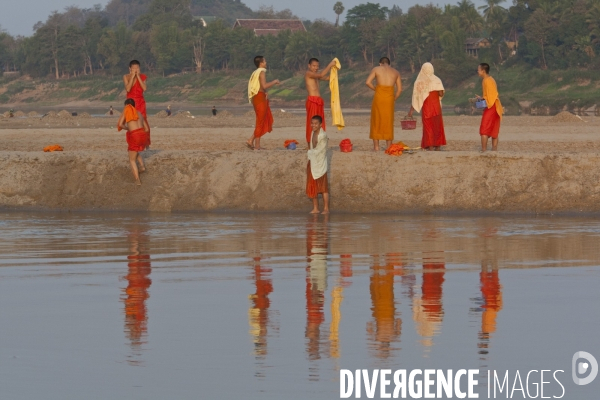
[{"x1": 0, "y1": 115, "x2": 599, "y2": 213}]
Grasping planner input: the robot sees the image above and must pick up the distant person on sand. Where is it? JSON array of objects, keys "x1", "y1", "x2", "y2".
[
  {"x1": 307, "y1": 115, "x2": 329, "y2": 214},
  {"x1": 124, "y1": 60, "x2": 150, "y2": 148},
  {"x1": 408, "y1": 62, "x2": 446, "y2": 151},
  {"x1": 304, "y1": 58, "x2": 336, "y2": 144},
  {"x1": 118, "y1": 98, "x2": 150, "y2": 186},
  {"x1": 476, "y1": 63, "x2": 503, "y2": 152},
  {"x1": 109, "y1": 106, "x2": 114, "y2": 116},
  {"x1": 166, "y1": 105, "x2": 171, "y2": 117},
  {"x1": 366, "y1": 57, "x2": 402, "y2": 151},
  {"x1": 212, "y1": 106, "x2": 217, "y2": 117},
  {"x1": 246, "y1": 56, "x2": 280, "y2": 150}
]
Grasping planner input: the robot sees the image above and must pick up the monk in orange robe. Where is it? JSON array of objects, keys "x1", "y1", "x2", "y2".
[
  {"x1": 477, "y1": 63, "x2": 503, "y2": 152},
  {"x1": 366, "y1": 57, "x2": 402, "y2": 151},
  {"x1": 118, "y1": 98, "x2": 150, "y2": 185},
  {"x1": 408, "y1": 62, "x2": 446, "y2": 150},
  {"x1": 246, "y1": 56, "x2": 280, "y2": 150},
  {"x1": 123, "y1": 60, "x2": 150, "y2": 147},
  {"x1": 304, "y1": 58, "x2": 336, "y2": 144}
]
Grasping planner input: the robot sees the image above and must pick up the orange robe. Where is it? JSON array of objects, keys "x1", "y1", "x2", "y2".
[
  {"x1": 421, "y1": 91, "x2": 446, "y2": 148},
  {"x1": 127, "y1": 128, "x2": 150, "y2": 152},
  {"x1": 305, "y1": 96, "x2": 326, "y2": 143},
  {"x1": 306, "y1": 162, "x2": 328, "y2": 199},
  {"x1": 252, "y1": 92, "x2": 273, "y2": 138},
  {"x1": 127, "y1": 74, "x2": 150, "y2": 145},
  {"x1": 481, "y1": 270, "x2": 503, "y2": 334},
  {"x1": 370, "y1": 85, "x2": 395, "y2": 141},
  {"x1": 480, "y1": 76, "x2": 502, "y2": 138},
  {"x1": 422, "y1": 263, "x2": 445, "y2": 320}
]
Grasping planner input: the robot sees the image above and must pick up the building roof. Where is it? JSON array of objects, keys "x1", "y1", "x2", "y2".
[
  {"x1": 465, "y1": 38, "x2": 491, "y2": 50},
  {"x1": 233, "y1": 19, "x2": 306, "y2": 36}
]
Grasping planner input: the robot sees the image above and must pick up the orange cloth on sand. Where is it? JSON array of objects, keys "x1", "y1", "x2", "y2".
[
  {"x1": 305, "y1": 96, "x2": 326, "y2": 144},
  {"x1": 127, "y1": 128, "x2": 150, "y2": 152},
  {"x1": 284, "y1": 139, "x2": 299, "y2": 148},
  {"x1": 385, "y1": 143, "x2": 405, "y2": 156},
  {"x1": 421, "y1": 91, "x2": 446, "y2": 148},
  {"x1": 306, "y1": 161, "x2": 328, "y2": 199},
  {"x1": 252, "y1": 92, "x2": 273, "y2": 138},
  {"x1": 370, "y1": 85, "x2": 395, "y2": 141},
  {"x1": 480, "y1": 104, "x2": 501, "y2": 138},
  {"x1": 43, "y1": 144, "x2": 63, "y2": 152}
]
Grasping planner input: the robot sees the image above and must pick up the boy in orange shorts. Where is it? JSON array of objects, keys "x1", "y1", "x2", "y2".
[{"x1": 118, "y1": 98, "x2": 150, "y2": 185}]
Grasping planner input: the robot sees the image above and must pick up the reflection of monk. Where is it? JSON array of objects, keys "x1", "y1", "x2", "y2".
[
  {"x1": 306, "y1": 216, "x2": 329, "y2": 363},
  {"x1": 413, "y1": 262, "x2": 445, "y2": 347},
  {"x1": 248, "y1": 256, "x2": 273, "y2": 357},
  {"x1": 367, "y1": 258, "x2": 402, "y2": 359},
  {"x1": 478, "y1": 262, "x2": 503, "y2": 353},
  {"x1": 123, "y1": 226, "x2": 152, "y2": 355}
]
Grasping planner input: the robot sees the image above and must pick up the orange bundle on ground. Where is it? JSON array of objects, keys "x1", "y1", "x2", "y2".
[
  {"x1": 385, "y1": 142, "x2": 408, "y2": 156},
  {"x1": 43, "y1": 145, "x2": 63, "y2": 152},
  {"x1": 283, "y1": 139, "x2": 299, "y2": 148}
]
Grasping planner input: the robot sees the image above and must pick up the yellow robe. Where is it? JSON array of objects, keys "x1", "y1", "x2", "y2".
[
  {"x1": 329, "y1": 58, "x2": 345, "y2": 130},
  {"x1": 482, "y1": 76, "x2": 503, "y2": 120},
  {"x1": 248, "y1": 68, "x2": 266, "y2": 103}
]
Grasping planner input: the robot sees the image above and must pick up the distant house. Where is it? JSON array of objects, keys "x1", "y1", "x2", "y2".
[
  {"x1": 232, "y1": 19, "x2": 307, "y2": 36},
  {"x1": 193, "y1": 16, "x2": 217, "y2": 27},
  {"x1": 465, "y1": 38, "x2": 491, "y2": 58}
]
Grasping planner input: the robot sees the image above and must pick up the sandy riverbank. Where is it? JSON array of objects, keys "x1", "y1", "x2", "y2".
[{"x1": 0, "y1": 115, "x2": 599, "y2": 213}]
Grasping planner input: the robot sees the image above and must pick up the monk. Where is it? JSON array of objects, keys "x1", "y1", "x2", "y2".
[
  {"x1": 246, "y1": 56, "x2": 280, "y2": 150},
  {"x1": 307, "y1": 115, "x2": 329, "y2": 214},
  {"x1": 304, "y1": 58, "x2": 337, "y2": 144},
  {"x1": 476, "y1": 63, "x2": 503, "y2": 152},
  {"x1": 118, "y1": 98, "x2": 150, "y2": 185},
  {"x1": 123, "y1": 60, "x2": 150, "y2": 148},
  {"x1": 366, "y1": 57, "x2": 402, "y2": 151},
  {"x1": 408, "y1": 62, "x2": 446, "y2": 151}
]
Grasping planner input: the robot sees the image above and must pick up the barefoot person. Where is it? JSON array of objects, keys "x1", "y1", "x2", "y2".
[
  {"x1": 307, "y1": 115, "x2": 330, "y2": 214},
  {"x1": 366, "y1": 57, "x2": 402, "y2": 151},
  {"x1": 123, "y1": 60, "x2": 150, "y2": 147},
  {"x1": 305, "y1": 58, "x2": 336, "y2": 144},
  {"x1": 476, "y1": 63, "x2": 503, "y2": 152},
  {"x1": 408, "y1": 62, "x2": 446, "y2": 151},
  {"x1": 246, "y1": 56, "x2": 280, "y2": 150},
  {"x1": 118, "y1": 99, "x2": 150, "y2": 185}
]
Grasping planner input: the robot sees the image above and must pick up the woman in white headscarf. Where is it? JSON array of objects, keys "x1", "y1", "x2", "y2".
[{"x1": 408, "y1": 63, "x2": 447, "y2": 151}]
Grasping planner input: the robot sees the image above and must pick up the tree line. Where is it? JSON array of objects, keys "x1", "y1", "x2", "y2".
[{"x1": 1, "y1": 0, "x2": 600, "y2": 83}]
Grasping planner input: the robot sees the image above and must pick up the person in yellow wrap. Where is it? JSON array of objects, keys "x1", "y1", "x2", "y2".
[
  {"x1": 329, "y1": 58, "x2": 345, "y2": 130},
  {"x1": 476, "y1": 63, "x2": 503, "y2": 152},
  {"x1": 366, "y1": 57, "x2": 402, "y2": 151},
  {"x1": 246, "y1": 56, "x2": 280, "y2": 150}
]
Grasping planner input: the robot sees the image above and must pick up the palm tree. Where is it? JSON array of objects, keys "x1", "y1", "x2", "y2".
[
  {"x1": 478, "y1": 0, "x2": 506, "y2": 21},
  {"x1": 334, "y1": 2, "x2": 345, "y2": 27}
]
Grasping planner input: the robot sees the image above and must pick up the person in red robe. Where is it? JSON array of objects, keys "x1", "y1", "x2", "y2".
[
  {"x1": 118, "y1": 99, "x2": 150, "y2": 185},
  {"x1": 304, "y1": 58, "x2": 336, "y2": 144},
  {"x1": 123, "y1": 60, "x2": 150, "y2": 147},
  {"x1": 476, "y1": 63, "x2": 503, "y2": 152},
  {"x1": 408, "y1": 62, "x2": 446, "y2": 150},
  {"x1": 246, "y1": 56, "x2": 279, "y2": 150}
]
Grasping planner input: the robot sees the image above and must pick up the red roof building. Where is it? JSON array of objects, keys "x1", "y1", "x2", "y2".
[{"x1": 232, "y1": 19, "x2": 307, "y2": 36}]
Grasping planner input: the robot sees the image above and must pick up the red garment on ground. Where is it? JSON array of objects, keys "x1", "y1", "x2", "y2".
[
  {"x1": 421, "y1": 91, "x2": 446, "y2": 148},
  {"x1": 127, "y1": 128, "x2": 150, "y2": 152},
  {"x1": 252, "y1": 92, "x2": 273, "y2": 138},
  {"x1": 306, "y1": 162, "x2": 328, "y2": 199},
  {"x1": 305, "y1": 96, "x2": 326, "y2": 144},
  {"x1": 480, "y1": 101, "x2": 501, "y2": 138},
  {"x1": 127, "y1": 74, "x2": 151, "y2": 145}
]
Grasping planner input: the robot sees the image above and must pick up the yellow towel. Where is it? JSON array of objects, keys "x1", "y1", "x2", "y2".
[
  {"x1": 329, "y1": 58, "x2": 345, "y2": 130},
  {"x1": 248, "y1": 68, "x2": 267, "y2": 103}
]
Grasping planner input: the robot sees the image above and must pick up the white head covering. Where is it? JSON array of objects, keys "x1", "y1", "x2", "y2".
[{"x1": 411, "y1": 63, "x2": 445, "y2": 113}]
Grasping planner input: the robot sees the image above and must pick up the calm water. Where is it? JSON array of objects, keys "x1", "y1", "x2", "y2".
[{"x1": 1, "y1": 212, "x2": 599, "y2": 399}]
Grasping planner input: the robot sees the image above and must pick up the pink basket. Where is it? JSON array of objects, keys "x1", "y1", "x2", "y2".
[{"x1": 401, "y1": 118, "x2": 417, "y2": 130}]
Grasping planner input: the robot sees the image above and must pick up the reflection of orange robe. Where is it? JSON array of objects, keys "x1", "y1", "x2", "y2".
[
  {"x1": 305, "y1": 96, "x2": 326, "y2": 143},
  {"x1": 422, "y1": 263, "x2": 445, "y2": 320},
  {"x1": 252, "y1": 92, "x2": 273, "y2": 138},
  {"x1": 370, "y1": 86, "x2": 395, "y2": 141},
  {"x1": 481, "y1": 270, "x2": 503, "y2": 334},
  {"x1": 124, "y1": 254, "x2": 151, "y2": 344},
  {"x1": 421, "y1": 91, "x2": 446, "y2": 148},
  {"x1": 306, "y1": 162, "x2": 328, "y2": 199},
  {"x1": 370, "y1": 266, "x2": 396, "y2": 328}
]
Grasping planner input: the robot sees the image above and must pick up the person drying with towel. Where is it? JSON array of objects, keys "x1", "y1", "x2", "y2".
[
  {"x1": 408, "y1": 62, "x2": 446, "y2": 151},
  {"x1": 118, "y1": 98, "x2": 150, "y2": 186},
  {"x1": 366, "y1": 57, "x2": 402, "y2": 151},
  {"x1": 304, "y1": 58, "x2": 337, "y2": 144},
  {"x1": 306, "y1": 115, "x2": 330, "y2": 214},
  {"x1": 246, "y1": 56, "x2": 280, "y2": 150}
]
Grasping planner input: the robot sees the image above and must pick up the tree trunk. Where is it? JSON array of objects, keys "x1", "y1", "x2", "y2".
[
  {"x1": 335, "y1": 15, "x2": 339, "y2": 27},
  {"x1": 540, "y1": 42, "x2": 547, "y2": 69},
  {"x1": 54, "y1": 53, "x2": 59, "y2": 80}
]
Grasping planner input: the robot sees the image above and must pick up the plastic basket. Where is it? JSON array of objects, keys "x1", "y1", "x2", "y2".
[
  {"x1": 475, "y1": 99, "x2": 487, "y2": 109},
  {"x1": 340, "y1": 139, "x2": 353, "y2": 153},
  {"x1": 401, "y1": 117, "x2": 417, "y2": 130}
]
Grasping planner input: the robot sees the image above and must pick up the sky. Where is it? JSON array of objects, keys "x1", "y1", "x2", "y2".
[{"x1": 1, "y1": 0, "x2": 488, "y2": 37}]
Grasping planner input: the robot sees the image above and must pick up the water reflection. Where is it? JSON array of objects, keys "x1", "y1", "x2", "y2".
[
  {"x1": 413, "y1": 257, "x2": 445, "y2": 349},
  {"x1": 477, "y1": 259, "x2": 503, "y2": 356},
  {"x1": 122, "y1": 222, "x2": 152, "y2": 366},
  {"x1": 248, "y1": 255, "x2": 273, "y2": 358}
]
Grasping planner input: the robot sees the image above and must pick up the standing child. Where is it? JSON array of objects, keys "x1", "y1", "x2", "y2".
[
  {"x1": 476, "y1": 63, "x2": 503, "y2": 152},
  {"x1": 118, "y1": 99, "x2": 150, "y2": 185},
  {"x1": 247, "y1": 56, "x2": 280, "y2": 150},
  {"x1": 124, "y1": 60, "x2": 150, "y2": 147},
  {"x1": 306, "y1": 115, "x2": 330, "y2": 214}
]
